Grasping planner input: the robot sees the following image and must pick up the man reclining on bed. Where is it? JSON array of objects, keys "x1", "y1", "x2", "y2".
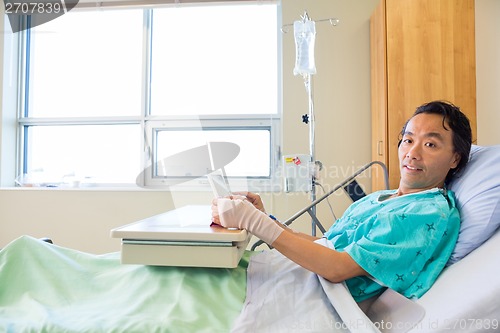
[
  {"x1": 212, "y1": 100, "x2": 472, "y2": 304},
  {"x1": 0, "y1": 100, "x2": 473, "y2": 332}
]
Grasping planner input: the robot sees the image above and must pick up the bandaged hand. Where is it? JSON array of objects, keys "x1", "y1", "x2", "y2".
[
  {"x1": 212, "y1": 198, "x2": 284, "y2": 246},
  {"x1": 233, "y1": 192, "x2": 267, "y2": 213}
]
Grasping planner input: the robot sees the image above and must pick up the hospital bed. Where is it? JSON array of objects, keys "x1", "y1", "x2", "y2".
[
  {"x1": 245, "y1": 144, "x2": 500, "y2": 332},
  {"x1": 0, "y1": 145, "x2": 499, "y2": 332}
]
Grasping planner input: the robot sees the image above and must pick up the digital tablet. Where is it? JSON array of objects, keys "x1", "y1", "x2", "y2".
[{"x1": 207, "y1": 170, "x2": 232, "y2": 198}]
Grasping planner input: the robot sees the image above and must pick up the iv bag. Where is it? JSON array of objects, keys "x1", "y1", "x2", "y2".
[{"x1": 293, "y1": 20, "x2": 316, "y2": 76}]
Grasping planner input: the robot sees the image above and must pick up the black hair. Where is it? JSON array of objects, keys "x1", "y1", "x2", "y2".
[{"x1": 399, "y1": 100, "x2": 472, "y2": 184}]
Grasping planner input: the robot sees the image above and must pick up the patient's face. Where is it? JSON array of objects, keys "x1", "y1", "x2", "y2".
[{"x1": 397, "y1": 113, "x2": 460, "y2": 195}]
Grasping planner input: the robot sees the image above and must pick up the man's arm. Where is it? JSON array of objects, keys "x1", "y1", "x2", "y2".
[
  {"x1": 271, "y1": 230, "x2": 367, "y2": 283},
  {"x1": 213, "y1": 195, "x2": 367, "y2": 283}
]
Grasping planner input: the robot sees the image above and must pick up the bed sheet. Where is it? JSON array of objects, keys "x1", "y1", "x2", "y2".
[
  {"x1": 0, "y1": 236, "x2": 251, "y2": 333},
  {"x1": 411, "y1": 229, "x2": 500, "y2": 332},
  {"x1": 232, "y1": 243, "x2": 380, "y2": 333},
  {"x1": 2, "y1": 232, "x2": 498, "y2": 333}
]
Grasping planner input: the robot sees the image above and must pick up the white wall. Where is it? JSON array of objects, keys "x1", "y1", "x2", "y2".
[
  {"x1": 475, "y1": 0, "x2": 500, "y2": 145},
  {"x1": 1, "y1": 0, "x2": 497, "y2": 254}
]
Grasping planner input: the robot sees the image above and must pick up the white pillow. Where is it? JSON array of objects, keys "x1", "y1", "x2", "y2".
[{"x1": 448, "y1": 145, "x2": 500, "y2": 264}]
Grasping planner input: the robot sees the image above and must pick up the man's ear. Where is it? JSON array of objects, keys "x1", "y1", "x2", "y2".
[{"x1": 451, "y1": 152, "x2": 461, "y2": 169}]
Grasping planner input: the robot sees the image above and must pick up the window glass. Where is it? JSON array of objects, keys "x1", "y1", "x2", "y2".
[
  {"x1": 155, "y1": 129, "x2": 271, "y2": 178},
  {"x1": 25, "y1": 125, "x2": 141, "y2": 185},
  {"x1": 150, "y1": 5, "x2": 278, "y2": 116},
  {"x1": 28, "y1": 9, "x2": 143, "y2": 118}
]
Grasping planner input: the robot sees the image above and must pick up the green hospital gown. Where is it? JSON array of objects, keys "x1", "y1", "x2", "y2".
[{"x1": 324, "y1": 188, "x2": 460, "y2": 302}]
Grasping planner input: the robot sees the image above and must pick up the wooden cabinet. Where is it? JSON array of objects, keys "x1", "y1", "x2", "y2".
[{"x1": 370, "y1": 0, "x2": 477, "y2": 190}]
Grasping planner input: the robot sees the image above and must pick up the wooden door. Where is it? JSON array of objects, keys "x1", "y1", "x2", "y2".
[{"x1": 371, "y1": 0, "x2": 477, "y2": 189}]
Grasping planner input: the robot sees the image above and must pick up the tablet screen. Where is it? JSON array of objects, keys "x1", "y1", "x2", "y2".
[{"x1": 207, "y1": 171, "x2": 232, "y2": 198}]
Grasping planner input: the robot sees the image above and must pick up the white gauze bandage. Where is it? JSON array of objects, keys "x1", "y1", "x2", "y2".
[{"x1": 217, "y1": 198, "x2": 284, "y2": 246}]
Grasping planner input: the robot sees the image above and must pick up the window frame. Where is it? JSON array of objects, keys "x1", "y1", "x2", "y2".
[
  {"x1": 4, "y1": 2, "x2": 282, "y2": 191},
  {"x1": 142, "y1": 116, "x2": 282, "y2": 191}
]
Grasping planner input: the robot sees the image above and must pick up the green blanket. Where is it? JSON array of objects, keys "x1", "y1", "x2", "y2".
[{"x1": 0, "y1": 236, "x2": 251, "y2": 333}]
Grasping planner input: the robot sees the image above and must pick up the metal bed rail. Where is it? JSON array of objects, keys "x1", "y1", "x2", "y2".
[{"x1": 251, "y1": 161, "x2": 389, "y2": 251}]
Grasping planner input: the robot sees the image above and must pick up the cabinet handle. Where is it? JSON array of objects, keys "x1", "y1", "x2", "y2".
[{"x1": 377, "y1": 141, "x2": 384, "y2": 156}]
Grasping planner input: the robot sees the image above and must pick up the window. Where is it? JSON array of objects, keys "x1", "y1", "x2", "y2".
[{"x1": 9, "y1": 2, "x2": 281, "y2": 190}]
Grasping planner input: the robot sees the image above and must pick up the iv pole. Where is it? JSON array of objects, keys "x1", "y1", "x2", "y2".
[
  {"x1": 304, "y1": 71, "x2": 317, "y2": 236},
  {"x1": 288, "y1": 11, "x2": 339, "y2": 236}
]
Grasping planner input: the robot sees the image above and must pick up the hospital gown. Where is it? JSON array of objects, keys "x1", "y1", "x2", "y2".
[{"x1": 324, "y1": 188, "x2": 460, "y2": 302}]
